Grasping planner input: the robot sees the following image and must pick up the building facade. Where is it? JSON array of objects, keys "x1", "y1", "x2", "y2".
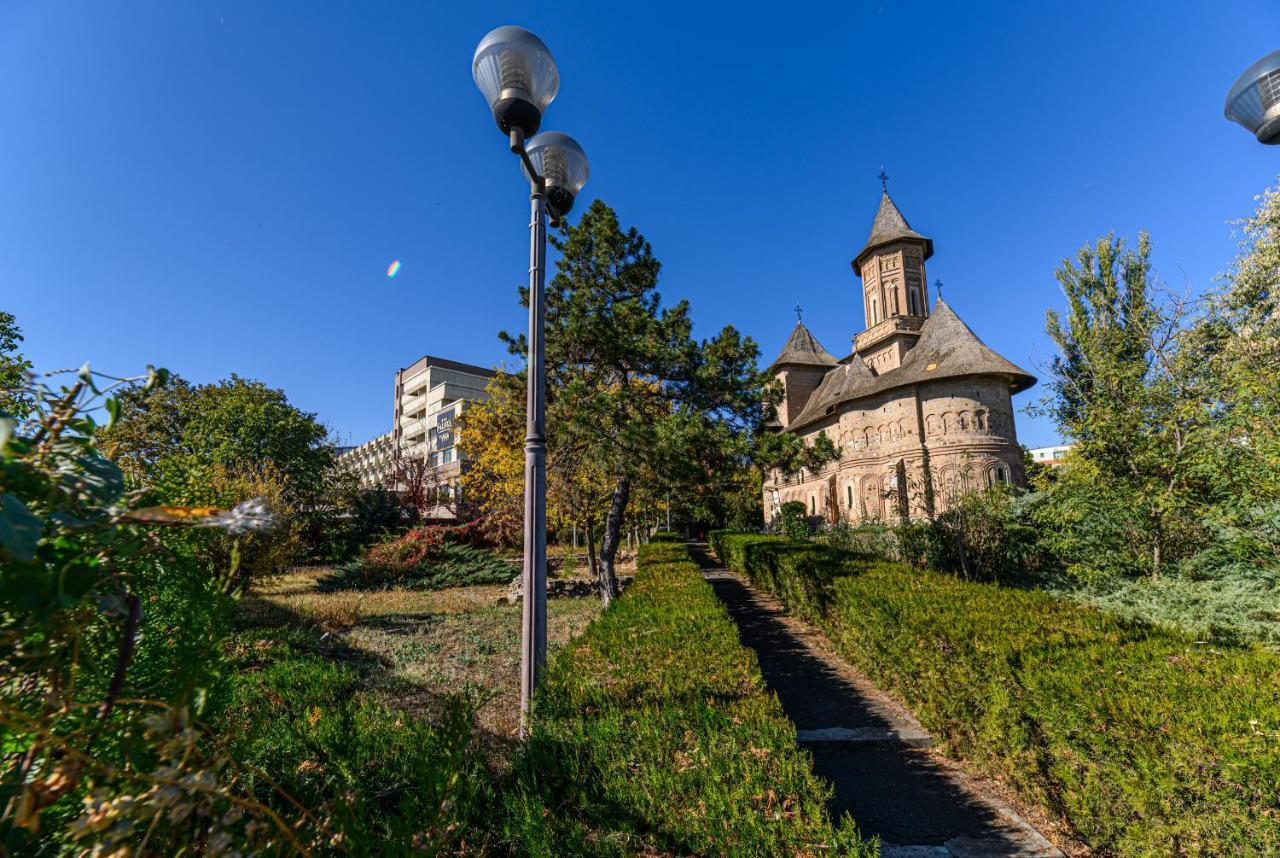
[
  {"x1": 338, "y1": 432, "x2": 396, "y2": 490},
  {"x1": 338, "y1": 355, "x2": 496, "y2": 517},
  {"x1": 764, "y1": 190, "x2": 1036, "y2": 525},
  {"x1": 1029, "y1": 444, "x2": 1073, "y2": 467}
]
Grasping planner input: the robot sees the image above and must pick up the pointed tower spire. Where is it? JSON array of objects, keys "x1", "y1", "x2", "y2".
[
  {"x1": 769, "y1": 319, "x2": 837, "y2": 370},
  {"x1": 852, "y1": 190, "x2": 933, "y2": 276}
]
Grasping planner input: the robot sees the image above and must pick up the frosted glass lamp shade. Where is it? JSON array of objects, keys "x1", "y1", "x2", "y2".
[
  {"x1": 1225, "y1": 49, "x2": 1280, "y2": 144},
  {"x1": 473, "y1": 26, "x2": 559, "y2": 138},
  {"x1": 523, "y1": 132, "x2": 589, "y2": 215}
]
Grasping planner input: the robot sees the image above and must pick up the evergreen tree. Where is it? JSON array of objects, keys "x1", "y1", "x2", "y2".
[{"x1": 501, "y1": 200, "x2": 772, "y2": 604}]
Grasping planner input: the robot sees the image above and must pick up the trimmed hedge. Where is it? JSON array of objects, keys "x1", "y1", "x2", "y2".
[
  {"x1": 505, "y1": 540, "x2": 873, "y2": 856},
  {"x1": 648, "y1": 530, "x2": 684, "y2": 543},
  {"x1": 709, "y1": 531, "x2": 1280, "y2": 855}
]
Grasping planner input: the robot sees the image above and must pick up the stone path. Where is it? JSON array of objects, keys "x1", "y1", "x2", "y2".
[{"x1": 689, "y1": 544, "x2": 1063, "y2": 858}]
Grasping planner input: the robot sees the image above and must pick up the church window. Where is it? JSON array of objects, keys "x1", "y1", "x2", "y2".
[
  {"x1": 909, "y1": 288, "x2": 921, "y2": 315},
  {"x1": 975, "y1": 410, "x2": 988, "y2": 431},
  {"x1": 870, "y1": 296, "x2": 879, "y2": 324},
  {"x1": 995, "y1": 465, "x2": 1009, "y2": 484},
  {"x1": 846, "y1": 484, "x2": 853, "y2": 508}
]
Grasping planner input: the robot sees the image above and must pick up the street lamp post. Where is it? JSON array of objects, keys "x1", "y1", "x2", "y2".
[
  {"x1": 1225, "y1": 48, "x2": 1280, "y2": 144},
  {"x1": 472, "y1": 26, "x2": 589, "y2": 733}
]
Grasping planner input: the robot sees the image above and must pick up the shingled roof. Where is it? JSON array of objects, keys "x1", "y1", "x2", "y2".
[
  {"x1": 789, "y1": 300, "x2": 1036, "y2": 429},
  {"x1": 769, "y1": 321, "x2": 838, "y2": 370},
  {"x1": 852, "y1": 191, "x2": 934, "y2": 275}
]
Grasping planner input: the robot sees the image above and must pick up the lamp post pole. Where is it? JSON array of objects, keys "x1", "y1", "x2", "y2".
[
  {"x1": 473, "y1": 26, "x2": 589, "y2": 735},
  {"x1": 520, "y1": 171, "x2": 549, "y2": 726}
]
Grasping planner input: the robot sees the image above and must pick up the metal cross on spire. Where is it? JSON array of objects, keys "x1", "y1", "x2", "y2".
[
  {"x1": 934, "y1": 278, "x2": 943, "y2": 300},
  {"x1": 794, "y1": 303, "x2": 803, "y2": 322},
  {"x1": 878, "y1": 167, "x2": 889, "y2": 192}
]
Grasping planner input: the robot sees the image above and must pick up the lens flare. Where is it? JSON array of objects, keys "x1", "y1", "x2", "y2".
[{"x1": 386, "y1": 260, "x2": 401, "y2": 278}]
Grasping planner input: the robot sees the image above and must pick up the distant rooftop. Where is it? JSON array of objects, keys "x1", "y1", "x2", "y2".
[{"x1": 399, "y1": 354, "x2": 497, "y2": 378}]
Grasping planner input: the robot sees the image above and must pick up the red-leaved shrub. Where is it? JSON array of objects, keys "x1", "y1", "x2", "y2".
[{"x1": 363, "y1": 522, "x2": 486, "y2": 576}]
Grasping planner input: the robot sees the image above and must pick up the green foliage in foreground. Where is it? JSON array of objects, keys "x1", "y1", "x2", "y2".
[
  {"x1": 710, "y1": 531, "x2": 1280, "y2": 856},
  {"x1": 505, "y1": 540, "x2": 874, "y2": 856}
]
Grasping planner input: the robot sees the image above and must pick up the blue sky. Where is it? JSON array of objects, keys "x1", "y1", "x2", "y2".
[{"x1": 1, "y1": 1, "x2": 1276, "y2": 449}]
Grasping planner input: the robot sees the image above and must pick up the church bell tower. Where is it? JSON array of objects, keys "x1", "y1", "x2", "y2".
[{"x1": 851, "y1": 178, "x2": 933, "y2": 374}]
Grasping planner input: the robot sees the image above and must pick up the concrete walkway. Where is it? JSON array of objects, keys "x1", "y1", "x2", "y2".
[{"x1": 689, "y1": 544, "x2": 1063, "y2": 858}]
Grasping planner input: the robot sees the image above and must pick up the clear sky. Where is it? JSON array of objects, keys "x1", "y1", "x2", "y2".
[{"x1": 2, "y1": 1, "x2": 1276, "y2": 449}]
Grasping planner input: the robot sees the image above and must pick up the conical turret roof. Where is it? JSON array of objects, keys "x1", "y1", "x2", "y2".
[
  {"x1": 852, "y1": 191, "x2": 934, "y2": 275},
  {"x1": 769, "y1": 321, "x2": 837, "y2": 370}
]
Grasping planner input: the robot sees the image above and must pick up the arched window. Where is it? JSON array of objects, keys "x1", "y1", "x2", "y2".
[
  {"x1": 846, "y1": 483, "x2": 854, "y2": 508},
  {"x1": 809, "y1": 493, "x2": 816, "y2": 515},
  {"x1": 995, "y1": 465, "x2": 1009, "y2": 484},
  {"x1": 870, "y1": 296, "x2": 879, "y2": 324},
  {"x1": 975, "y1": 410, "x2": 988, "y2": 432},
  {"x1": 909, "y1": 288, "x2": 921, "y2": 315}
]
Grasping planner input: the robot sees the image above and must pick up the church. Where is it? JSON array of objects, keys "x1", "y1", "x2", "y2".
[{"x1": 764, "y1": 187, "x2": 1035, "y2": 525}]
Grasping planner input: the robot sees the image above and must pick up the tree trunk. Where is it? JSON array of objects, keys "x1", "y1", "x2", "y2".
[
  {"x1": 585, "y1": 519, "x2": 599, "y2": 583},
  {"x1": 598, "y1": 475, "x2": 630, "y2": 607},
  {"x1": 1151, "y1": 511, "x2": 1163, "y2": 580}
]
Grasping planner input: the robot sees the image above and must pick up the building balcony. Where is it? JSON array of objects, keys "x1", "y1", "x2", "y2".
[{"x1": 853, "y1": 314, "x2": 924, "y2": 355}]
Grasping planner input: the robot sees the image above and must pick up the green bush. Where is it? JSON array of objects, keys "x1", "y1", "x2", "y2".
[
  {"x1": 712, "y1": 532, "x2": 1280, "y2": 855},
  {"x1": 823, "y1": 519, "x2": 899, "y2": 560},
  {"x1": 323, "y1": 524, "x2": 516, "y2": 590},
  {"x1": 323, "y1": 544, "x2": 516, "y2": 591},
  {"x1": 649, "y1": 530, "x2": 684, "y2": 543},
  {"x1": 505, "y1": 540, "x2": 873, "y2": 856},
  {"x1": 778, "y1": 500, "x2": 808, "y2": 540}
]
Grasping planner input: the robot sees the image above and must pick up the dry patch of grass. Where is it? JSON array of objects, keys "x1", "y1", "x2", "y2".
[{"x1": 255, "y1": 566, "x2": 602, "y2": 737}]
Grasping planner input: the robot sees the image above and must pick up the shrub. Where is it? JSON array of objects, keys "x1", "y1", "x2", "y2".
[
  {"x1": 326, "y1": 522, "x2": 515, "y2": 590},
  {"x1": 896, "y1": 487, "x2": 1047, "y2": 582},
  {"x1": 504, "y1": 540, "x2": 873, "y2": 855},
  {"x1": 649, "y1": 530, "x2": 683, "y2": 543},
  {"x1": 325, "y1": 544, "x2": 516, "y2": 591},
  {"x1": 824, "y1": 519, "x2": 899, "y2": 560},
  {"x1": 778, "y1": 500, "x2": 808, "y2": 540},
  {"x1": 712, "y1": 532, "x2": 1280, "y2": 855}
]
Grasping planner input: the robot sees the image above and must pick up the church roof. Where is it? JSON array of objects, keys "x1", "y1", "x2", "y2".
[
  {"x1": 769, "y1": 321, "x2": 838, "y2": 370},
  {"x1": 852, "y1": 191, "x2": 934, "y2": 275},
  {"x1": 789, "y1": 299, "x2": 1036, "y2": 429}
]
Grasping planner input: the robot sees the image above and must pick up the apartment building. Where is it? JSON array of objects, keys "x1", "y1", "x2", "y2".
[
  {"x1": 394, "y1": 354, "x2": 495, "y2": 474},
  {"x1": 338, "y1": 355, "x2": 496, "y2": 516},
  {"x1": 338, "y1": 432, "x2": 396, "y2": 489}
]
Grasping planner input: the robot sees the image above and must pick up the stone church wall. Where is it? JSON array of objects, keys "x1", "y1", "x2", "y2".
[{"x1": 763, "y1": 375, "x2": 1026, "y2": 524}]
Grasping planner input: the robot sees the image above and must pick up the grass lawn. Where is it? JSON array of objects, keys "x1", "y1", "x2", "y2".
[{"x1": 241, "y1": 566, "x2": 604, "y2": 740}]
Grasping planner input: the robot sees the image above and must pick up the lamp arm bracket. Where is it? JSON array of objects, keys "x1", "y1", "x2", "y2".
[{"x1": 508, "y1": 129, "x2": 563, "y2": 226}]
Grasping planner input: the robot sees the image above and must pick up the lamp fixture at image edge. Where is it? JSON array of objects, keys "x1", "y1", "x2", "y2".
[{"x1": 1225, "y1": 48, "x2": 1280, "y2": 144}]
